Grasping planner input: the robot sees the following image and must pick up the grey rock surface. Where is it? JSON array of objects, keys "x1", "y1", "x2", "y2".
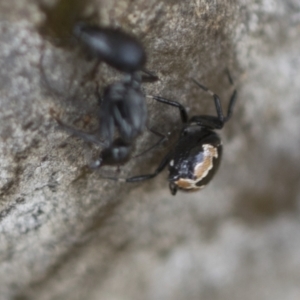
[{"x1": 0, "y1": 0, "x2": 300, "y2": 299}]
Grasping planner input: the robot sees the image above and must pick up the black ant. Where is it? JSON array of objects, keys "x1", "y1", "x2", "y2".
[
  {"x1": 73, "y1": 22, "x2": 158, "y2": 80},
  {"x1": 53, "y1": 23, "x2": 162, "y2": 167},
  {"x1": 54, "y1": 72, "x2": 164, "y2": 167},
  {"x1": 74, "y1": 22, "x2": 146, "y2": 73}
]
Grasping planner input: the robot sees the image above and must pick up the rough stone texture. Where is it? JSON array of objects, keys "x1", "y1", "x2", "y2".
[{"x1": 0, "y1": 0, "x2": 300, "y2": 299}]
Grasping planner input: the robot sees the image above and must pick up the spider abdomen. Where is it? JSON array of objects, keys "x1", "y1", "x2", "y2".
[{"x1": 168, "y1": 128, "x2": 222, "y2": 195}]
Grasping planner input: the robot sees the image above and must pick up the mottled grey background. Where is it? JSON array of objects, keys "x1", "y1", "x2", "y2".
[{"x1": 0, "y1": 0, "x2": 300, "y2": 299}]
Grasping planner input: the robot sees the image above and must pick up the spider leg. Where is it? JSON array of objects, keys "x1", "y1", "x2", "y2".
[
  {"x1": 147, "y1": 95, "x2": 188, "y2": 123},
  {"x1": 224, "y1": 89, "x2": 237, "y2": 122},
  {"x1": 133, "y1": 127, "x2": 169, "y2": 159},
  {"x1": 189, "y1": 115, "x2": 224, "y2": 129},
  {"x1": 224, "y1": 69, "x2": 237, "y2": 122},
  {"x1": 192, "y1": 78, "x2": 225, "y2": 123},
  {"x1": 192, "y1": 70, "x2": 237, "y2": 125}
]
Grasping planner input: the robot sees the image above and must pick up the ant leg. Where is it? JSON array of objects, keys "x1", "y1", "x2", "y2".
[
  {"x1": 53, "y1": 116, "x2": 106, "y2": 147},
  {"x1": 39, "y1": 43, "x2": 62, "y2": 97},
  {"x1": 95, "y1": 81, "x2": 103, "y2": 106},
  {"x1": 141, "y1": 68, "x2": 159, "y2": 82},
  {"x1": 100, "y1": 150, "x2": 172, "y2": 183},
  {"x1": 80, "y1": 60, "x2": 101, "y2": 85},
  {"x1": 192, "y1": 78, "x2": 225, "y2": 123},
  {"x1": 133, "y1": 127, "x2": 169, "y2": 158},
  {"x1": 147, "y1": 95, "x2": 188, "y2": 123}
]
